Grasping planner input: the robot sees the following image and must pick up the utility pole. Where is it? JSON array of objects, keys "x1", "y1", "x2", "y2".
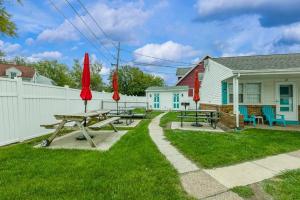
[{"x1": 116, "y1": 42, "x2": 120, "y2": 71}]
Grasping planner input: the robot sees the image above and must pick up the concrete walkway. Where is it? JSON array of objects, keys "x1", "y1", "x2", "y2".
[
  {"x1": 148, "y1": 113, "x2": 243, "y2": 199},
  {"x1": 205, "y1": 150, "x2": 300, "y2": 188}
]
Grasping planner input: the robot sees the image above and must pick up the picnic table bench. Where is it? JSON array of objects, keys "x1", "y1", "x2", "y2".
[
  {"x1": 177, "y1": 109, "x2": 220, "y2": 129},
  {"x1": 40, "y1": 110, "x2": 120, "y2": 148}
]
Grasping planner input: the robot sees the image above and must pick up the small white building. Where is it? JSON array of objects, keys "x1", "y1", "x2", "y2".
[{"x1": 145, "y1": 86, "x2": 190, "y2": 110}]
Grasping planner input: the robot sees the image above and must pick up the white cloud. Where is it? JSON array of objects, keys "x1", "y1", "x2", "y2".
[
  {"x1": 0, "y1": 40, "x2": 21, "y2": 54},
  {"x1": 37, "y1": 21, "x2": 79, "y2": 42},
  {"x1": 26, "y1": 51, "x2": 62, "y2": 62},
  {"x1": 25, "y1": 38, "x2": 35, "y2": 46},
  {"x1": 71, "y1": 46, "x2": 78, "y2": 51},
  {"x1": 36, "y1": 2, "x2": 150, "y2": 43},
  {"x1": 134, "y1": 41, "x2": 199, "y2": 63},
  {"x1": 8, "y1": 1, "x2": 56, "y2": 33},
  {"x1": 212, "y1": 16, "x2": 300, "y2": 56},
  {"x1": 195, "y1": 0, "x2": 300, "y2": 27},
  {"x1": 281, "y1": 23, "x2": 300, "y2": 43}
]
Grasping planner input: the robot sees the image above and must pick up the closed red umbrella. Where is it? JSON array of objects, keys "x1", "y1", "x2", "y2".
[
  {"x1": 193, "y1": 70, "x2": 200, "y2": 102},
  {"x1": 193, "y1": 70, "x2": 201, "y2": 126},
  {"x1": 112, "y1": 70, "x2": 120, "y2": 114},
  {"x1": 80, "y1": 53, "x2": 92, "y2": 128},
  {"x1": 80, "y1": 53, "x2": 92, "y2": 102}
]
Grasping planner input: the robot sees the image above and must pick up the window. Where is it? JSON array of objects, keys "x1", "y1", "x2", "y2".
[
  {"x1": 228, "y1": 83, "x2": 244, "y2": 103},
  {"x1": 10, "y1": 72, "x2": 17, "y2": 79},
  {"x1": 153, "y1": 93, "x2": 160, "y2": 109},
  {"x1": 173, "y1": 94, "x2": 180, "y2": 109},
  {"x1": 245, "y1": 83, "x2": 261, "y2": 104},
  {"x1": 198, "y1": 73, "x2": 204, "y2": 81},
  {"x1": 228, "y1": 83, "x2": 261, "y2": 104}
]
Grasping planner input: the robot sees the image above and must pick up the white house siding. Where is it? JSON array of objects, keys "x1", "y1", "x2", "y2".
[
  {"x1": 200, "y1": 59, "x2": 233, "y2": 105},
  {"x1": 146, "y1": 89, "x2": 189, "y2": 110}
]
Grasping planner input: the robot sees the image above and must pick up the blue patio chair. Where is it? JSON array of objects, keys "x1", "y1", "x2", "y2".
[
  {"x1": 262, "y1": 106, "x2": 286, "y2": 127},
  {"x1": 239, "y1": 105, "x2": 256, "y2": 126}
]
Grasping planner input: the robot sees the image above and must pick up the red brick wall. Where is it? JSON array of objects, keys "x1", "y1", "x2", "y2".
[{"x1": 176, "y1": 62, "x2": 205, "y2": 97}]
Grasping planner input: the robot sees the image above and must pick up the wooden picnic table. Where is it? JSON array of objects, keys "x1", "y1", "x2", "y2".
[
  {"x1": 177, "y1": 109, "x2": 220, "y2": 129},
  {"x1": 41, "y1": 110, "x2": 119, "y2": 148},
  {"x1": 108, "y1": 108, "x2": 135, "y2": 125}
]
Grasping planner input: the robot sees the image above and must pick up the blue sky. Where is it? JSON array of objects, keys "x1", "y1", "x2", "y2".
[{"x1": 2, "y1": 0, "x2": 300, "y2": 84}]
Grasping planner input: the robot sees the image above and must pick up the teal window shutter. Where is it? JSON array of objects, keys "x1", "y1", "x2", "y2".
[{"x1": 222, "y1": 81, "x2": 228, "y2": 104}]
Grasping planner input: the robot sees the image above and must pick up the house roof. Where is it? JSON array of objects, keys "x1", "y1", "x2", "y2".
[
  {"x1": 0, "y1": 63, "x2": 35, "y2": 78},
  {"x1": 36, "y1": 74, "x2": 56, "y2": 85},
  {"x1": 211, "y1": 53, "x2": 300, "y2": 71},
  {"x1": 146, "y1": 86, "x2": 189, "y2": 92},
  {"x1": 176, "y1": 67, "x2": 191, "y2": 76}
]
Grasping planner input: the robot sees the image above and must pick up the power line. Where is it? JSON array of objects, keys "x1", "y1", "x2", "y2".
[
  {"x1": 48, "y1": 0, "x2": 113, "y2": 64},
  {"x1": 75, "y1": 0, "x2": 199, "y2": 66},
  {"x1": 76, "y1": 0, "x2": 118, "y2": 49},
  {"x1": 64, "y1": 0, "x2": 116, "y2": 60}
]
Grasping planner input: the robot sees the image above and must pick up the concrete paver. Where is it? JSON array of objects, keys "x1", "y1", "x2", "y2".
[
  {"x1": 205, "y1": 162, "x2": 275, "y2": 188},
  {"x1": 203, "y1": 191, "x2": 243, "y2": 200},
  {"x1": 171, "y1": 122, "x2": 224, "y2": 133},
  {"x1": 180, "y1": 171, "x2": 228, "y2": 199},
  {"x1": 253, "y1": 154, "x2": 300, "y2": 173}
]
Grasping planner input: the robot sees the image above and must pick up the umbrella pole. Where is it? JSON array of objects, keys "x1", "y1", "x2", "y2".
[
  {"x1": 117, "y1": 101, "x2": 119, "y2": 115},
  {"x1": 84, "y1": 100, "x2": 87, "y2": 127},
  {"x1": 196, "y1": 101, "x2": 198, "y2": 125}
]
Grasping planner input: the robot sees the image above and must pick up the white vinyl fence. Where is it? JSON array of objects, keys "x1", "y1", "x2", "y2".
[{"x1": 0, "y1": 77, "x2": 146, "y2": 146}]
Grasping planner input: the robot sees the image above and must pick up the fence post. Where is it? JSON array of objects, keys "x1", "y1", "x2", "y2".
[
  {"x1": 101, "y1": 100, "x2": 103, "y2": 110},
  {"x1": 64, "y1": 85, "x2": 70, "y2": 113},
  {"x1": 16, "y1": 77, "x2": 25, "y2": 141}
]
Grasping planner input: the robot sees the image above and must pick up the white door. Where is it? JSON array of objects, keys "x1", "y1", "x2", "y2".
[{"x1": 276, "y1": 83, "x2": 298, "y2": 121}]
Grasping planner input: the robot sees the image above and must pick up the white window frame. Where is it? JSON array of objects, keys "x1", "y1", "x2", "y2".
[{"x1": 227, "y1": 81, "x2": 262, "y2": 105}]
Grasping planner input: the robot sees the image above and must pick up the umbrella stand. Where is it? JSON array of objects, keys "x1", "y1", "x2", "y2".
[
  {"x1": 76, "y1": 100, "x2": 94, "y2": 140},
  {"x1": 191, "y1": 101, "x2": 202, "y2": 127},
  {"x1": 114, "y1": 101, "x2": 123, "y2": 124}
]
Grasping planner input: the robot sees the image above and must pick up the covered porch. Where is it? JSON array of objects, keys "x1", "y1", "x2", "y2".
[{"x1": 225, "y1": 72, "x2": 300, "y2": 128}]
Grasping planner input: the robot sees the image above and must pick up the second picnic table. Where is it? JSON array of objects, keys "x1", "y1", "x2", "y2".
[{"x1": 177, "y1": 109, "x2": 220, "y2": 129}]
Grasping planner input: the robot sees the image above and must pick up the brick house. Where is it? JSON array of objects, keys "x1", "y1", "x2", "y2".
[{"x1": 175, "y1": 62, "x2": 205, "y2": 96}]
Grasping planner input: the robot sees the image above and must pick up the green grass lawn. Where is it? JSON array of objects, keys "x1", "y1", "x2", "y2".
[
  {"x1": 263, "y1": 169, "x2": 300, "y2": 200},
  {"x1": 161, "y1": 112, "x2": 300, "y2": 168},
  {"x1": 0, "y1": 112, "x2": 192, "y2": 200}
]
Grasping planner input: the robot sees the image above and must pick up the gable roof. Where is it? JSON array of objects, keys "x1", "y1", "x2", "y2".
[
  {"x1": 176, "y1": 67, "x2": 191, "y2": 76},
  {"x1": 211, "y1": 53, "x2": 300, "y2": 71},
  {"x1": 0, "y1": 63, "x2": 35, "y2": 78}
]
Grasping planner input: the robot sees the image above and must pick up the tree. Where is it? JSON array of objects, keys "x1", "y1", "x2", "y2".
[
  {"x1": 70, "y1": 59, "x2": 105, "y2": 91},
  {"x1": 0, "y1": 0, "x2": 21, "y2": 57},
  {"x1": 33, "y1": 60, "x2": 74, "y2": 87},
  {"x1": 0, "y1": 0, "x2": 21, "y2": 37},
  {"x1": 109, "y1": 65, "x2": 164, "y2": 96}
]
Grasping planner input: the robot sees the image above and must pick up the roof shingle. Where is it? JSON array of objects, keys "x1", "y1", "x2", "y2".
[
  {"x1": 176, "y1": 67, "x2": 191, "y2": 76},
  {"x1": 212, "y1": 53, "x2": 300, "y2": 71},
  {"x1": 0, "y1": 63, "x2": 35, "y2": 78}
]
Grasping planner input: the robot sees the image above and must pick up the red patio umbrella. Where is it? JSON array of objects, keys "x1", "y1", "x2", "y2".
[
  {"x1": 112, "y1": 70, "x2": 120, "y2": 114},
  {"x1": 80, "y1": 53, "x2": 92, "y2": 126},
  {"x1": 193, "y1": 70, "x2": 201, "y2": 126}
]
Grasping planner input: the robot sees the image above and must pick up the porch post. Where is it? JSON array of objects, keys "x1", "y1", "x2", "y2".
[{"x1": 233, "y1": 76, "x2": 239, "y2": 128}]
